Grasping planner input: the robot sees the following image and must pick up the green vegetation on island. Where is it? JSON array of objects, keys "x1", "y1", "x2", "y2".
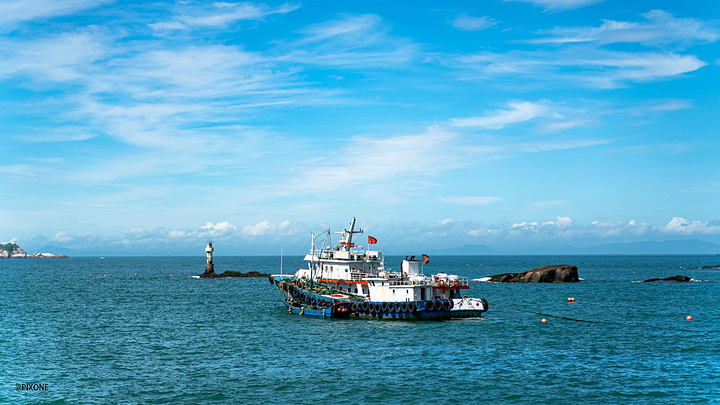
[{"x1": 1, "y1": 242, "x2": 20, "y2": 252}]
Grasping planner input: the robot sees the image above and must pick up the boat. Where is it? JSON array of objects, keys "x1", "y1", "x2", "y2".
[{"x1": 270, "y1": 217, "x2": 488, "y2": 319}]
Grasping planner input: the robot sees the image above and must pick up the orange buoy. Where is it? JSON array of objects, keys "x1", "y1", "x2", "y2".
[
  {"x1": 687, "y1": 316, "x2": 692, "y2": 321},
  {"x1": 568, "y1": 297, "x2": 575, "y2": 302},
  {"x1": 170, "y1": 274, "x2": 173, "y2": 277},
  {"x1": 89, "y1": 274, "x2": 92, "y2": 277},
  {"x1": 134, "y1": 273, "x2": 137, "y2": 275},
  {"x1": 104, "y1": 274, "x2": 107, "y2": 277},
  {"x1": 541, "y1": 318, "x2": 547, "y2": 324}
]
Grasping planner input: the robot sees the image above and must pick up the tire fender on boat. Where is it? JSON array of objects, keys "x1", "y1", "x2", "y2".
[{"x1": 425, "y1": 301, "x2": 435, "y2": 311}]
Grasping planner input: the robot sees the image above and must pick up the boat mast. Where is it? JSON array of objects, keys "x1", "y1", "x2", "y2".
[
  {"x1": 310, "y1": 232, "x2": 315, "y2": 290},
  {"x1": 342, "y1": 217, "x2": 363, "y2": 251}
]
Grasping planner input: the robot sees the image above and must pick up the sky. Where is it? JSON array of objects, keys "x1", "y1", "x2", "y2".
[{"x1": 0, "y1": 0, "x2": 719, "y2": 255}]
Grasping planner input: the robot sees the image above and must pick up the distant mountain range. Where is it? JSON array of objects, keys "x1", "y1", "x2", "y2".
[
  {"x1": 13, "y1": 239, "x2": 720, "y2": 257},
  {"x1": 427, "y1": 239, "x2": 720, "y2": 255}
]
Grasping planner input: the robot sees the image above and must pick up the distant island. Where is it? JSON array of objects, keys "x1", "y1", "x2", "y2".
[{"x1": 1, "y1": 242, "x2": 68, "y2": 259}]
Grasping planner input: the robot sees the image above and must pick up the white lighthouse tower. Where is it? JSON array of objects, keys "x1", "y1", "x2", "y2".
[{"x1": 204, "y1": 241, "x2": 215, "y2": 274}]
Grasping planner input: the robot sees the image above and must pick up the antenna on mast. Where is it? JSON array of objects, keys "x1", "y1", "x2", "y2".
[{"x1": 340, "y1": 217, "x2": 364, "y2": 251}]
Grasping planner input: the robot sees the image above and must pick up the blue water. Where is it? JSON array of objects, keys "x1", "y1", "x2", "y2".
[{"x1": 2, "y1": 255, "x2": 720, "y2": 404}]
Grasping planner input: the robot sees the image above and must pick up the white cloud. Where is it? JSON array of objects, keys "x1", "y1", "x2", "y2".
[
  {"x1": 505, "y1": 0, "x2": 603, "y2": 12},
  {"x1": 549, "y1": 216, "x2": 573, "y2": 228},
  {"x1": 440, "y1": 196, "x2": 503, "y2": 206},
  {"x1": 150, "y1": 2, "x2": 300, "y2": 31},
  {"x1": 280, "y1": 14, "x2": 417, "y2": 67},
  {"x1": 451, "y1": 101, "x2": 549, "y2": 129},
  {"x1": 510, "y1": 221, "x2": 540, "y2": 233},
  {"x1": 0, "y1": 0, "x2": 109, "y2": 28},
  {"x1": 660, "y1": 217, "x2": 720, "y2": 235},
  {"x1": 531, "y1": 10, "x2": 719, "y2": 47},
  {"x1": 510, "y1": 216, "x2": 573, "y2": 234},
  {"x1": 51, "y1": 231, "x2": 73, "y2": 243},
  {"x1": 537, "y1": 119, "x2": 593, "y2": 134},
  {"x1": 446, "y1": 49, "x2": 708, "y2": 89},
  {"x1": 200, "y1": 221, "x2": 238, "y2": 237},
  {"x1": 450, "y1": 14, "x2": 498, "y2": 31},
  {"x1": 287, "y1": 125, "x2": 468, "y2": 194},
  {"x1": 0, "y1": 31, "x2": 111, "y2": 82},
  {"x1": 241, "y1": 220, "x2": 300, "y2": 237}
]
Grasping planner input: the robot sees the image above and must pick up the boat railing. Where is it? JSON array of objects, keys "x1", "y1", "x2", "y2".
[
  {"x1": 383, "y1": 277, "x2": 434, "y2": 286},
  {"x1": 434, "y1": 277, "x2": 469, "y2": 287}
]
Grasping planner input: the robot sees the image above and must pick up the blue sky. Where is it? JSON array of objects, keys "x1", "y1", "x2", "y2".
[{"x1": 1, "y1": 0, "x2": 719, "y2": 255}]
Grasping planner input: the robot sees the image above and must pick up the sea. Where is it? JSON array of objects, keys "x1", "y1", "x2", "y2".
[{"x1": 2, "y1": 255, "x2": 720, "y2": 404}]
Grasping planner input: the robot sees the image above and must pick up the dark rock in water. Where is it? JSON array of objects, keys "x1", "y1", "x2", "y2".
[
  {"x1": 198, "y1": 270, "x2": 269, "y2": 278},
  {"x1": 643, "y1": 275, "x2": 691, "y2": 282},
  {"x1": 489, "y1": 265, "x2": 579, "y2": 283}
]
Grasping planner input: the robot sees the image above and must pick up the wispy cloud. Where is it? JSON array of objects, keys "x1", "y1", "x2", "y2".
[
  {"x1": 449, "y1": 14, "x2": 498, "y2": 31},
  {"x1": 0, "y1": 31, "x2": 112, "y2": 82},
  {"x1": 505, "y1": 0, "x2": 603, "y2": 12},
  {"x1": 278, "y1": 14, "x2": 418, "y2": 67},
  {"x1": 286, "y1": 125, "x2": 466, "y2": 194},
  {"x1": 445, "y1": 49, "x2": 707, "y2": 89},
  {"x1": 437, "y1": 10, "x2": 715, "y2": 89},
  {"x1": 451, "y1": 101, "x2": 548, "y2": 129},
  {"x1": 0, "y1": 0, "x2": 109, "y2": 29},
  {"x1": 150, "y1": 2, "x2": 300, "y2": 31},
  {"x1": 530, "y1": 10, "x2": 719, "y2": 47}
]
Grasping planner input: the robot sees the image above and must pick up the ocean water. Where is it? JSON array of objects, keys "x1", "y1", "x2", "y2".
[{"x1": 2, "y1": 255, "x2": 720, "y2": 404}]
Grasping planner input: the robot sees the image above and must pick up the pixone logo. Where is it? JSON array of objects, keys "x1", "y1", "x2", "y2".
[{"x1": 16, "y1": 384, "x2": 48, "y2": 391}]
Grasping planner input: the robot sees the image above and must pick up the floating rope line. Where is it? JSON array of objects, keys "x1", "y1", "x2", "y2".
[{"x1": 489, "y1": 302, "x2": 716, "y2": 334}]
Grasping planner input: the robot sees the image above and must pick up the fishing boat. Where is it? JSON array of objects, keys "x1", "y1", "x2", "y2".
[{"x1": 270, "y1": 217, "x2": 488, "y2": 319}]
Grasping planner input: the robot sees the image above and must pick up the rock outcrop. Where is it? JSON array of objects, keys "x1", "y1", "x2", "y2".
[
  {"x1": 1, "y1": 243, "x2": 27, "y2": 258},
  {"x1": 643, "y1": 275, "x2": 691, "y2": 282},
  {"x1": 1, "y1": 243, "x2": 68, "y2": 259},
  {"x1": 198, "y1": 270, "x2": 270, "y2": 278},
  {"x1": 489, "y1": 265, "x2": 579, "y2": 283}
]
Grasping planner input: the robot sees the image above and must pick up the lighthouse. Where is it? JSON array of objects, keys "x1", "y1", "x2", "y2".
[{"x1": 204, "y1": 242, "x2": 215, "y2": 274}]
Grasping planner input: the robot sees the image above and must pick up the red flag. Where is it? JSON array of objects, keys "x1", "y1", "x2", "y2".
[
  {"x1": 422, "y1": 254, "x2": 429, "y2": 264},
  {"x1": 368, "y1": 236, "x2": 377, "y2": 244}
]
